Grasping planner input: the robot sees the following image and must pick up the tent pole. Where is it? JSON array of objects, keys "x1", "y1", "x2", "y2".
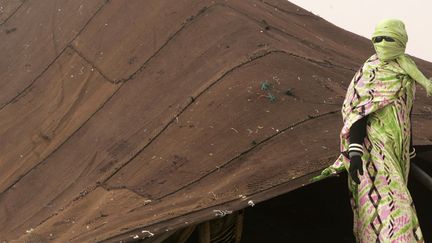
[{"x1": 411, "y1": 162, "x2": 432, "y2": 192}]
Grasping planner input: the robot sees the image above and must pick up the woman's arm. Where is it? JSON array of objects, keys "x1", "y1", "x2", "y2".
[
  {"x1": 348, "y1": 116, "x2": 367, "y2": 184},
  {"x1": 349, "y1": 116, "x2": 367, "y2": 157}
]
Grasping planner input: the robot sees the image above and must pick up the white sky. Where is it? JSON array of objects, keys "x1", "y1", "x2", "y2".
[{"x1": 288, "y1": 0, "x2": 432, "y2": 62}]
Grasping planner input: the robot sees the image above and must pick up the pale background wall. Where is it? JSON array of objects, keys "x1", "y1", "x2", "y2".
[{"x1": 288, "y1": 0, "x2": 431, "y2": 62}]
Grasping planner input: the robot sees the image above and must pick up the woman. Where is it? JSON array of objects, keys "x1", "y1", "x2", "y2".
[{"x1": 319, "y1": 19, "x2": 432, "y2": 242}]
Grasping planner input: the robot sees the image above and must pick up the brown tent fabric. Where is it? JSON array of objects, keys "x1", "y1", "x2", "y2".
[{"x1": 1, "y1": 0, "x2": 431, "y2": 242}]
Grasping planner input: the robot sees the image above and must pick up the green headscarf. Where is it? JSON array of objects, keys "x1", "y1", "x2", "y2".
[{"x1": 372, "y1": 19, "x2": 432, "y2": 96}]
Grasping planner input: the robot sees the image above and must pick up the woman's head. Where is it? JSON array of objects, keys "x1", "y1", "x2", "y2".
[{"x1": 372, "y1": 19, "x2": 408, "y2": 61}]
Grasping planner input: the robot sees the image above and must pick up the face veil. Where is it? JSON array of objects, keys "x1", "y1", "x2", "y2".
[
  {"x1": 372, "y1": 19, "x2": 408, "y2": 61},
  {"x1": 372, "y1": 19, "x2": 432, "y2": 96}
]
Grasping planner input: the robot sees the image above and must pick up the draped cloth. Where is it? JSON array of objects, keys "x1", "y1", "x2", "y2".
[
  {"x1": 313, "y1": 19, "x2": 429, "y2": 242},
  {"x1": 336, "y1": 55, "x2": 423, "y2": 242}
]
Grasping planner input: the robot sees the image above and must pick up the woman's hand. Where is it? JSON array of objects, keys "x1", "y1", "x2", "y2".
[
  {"x1": 427, "y1": 78, "x2": 432, "y2": 96},
  {"x1": 349, "y1": 155, "x2": 364, "y2": 184}
]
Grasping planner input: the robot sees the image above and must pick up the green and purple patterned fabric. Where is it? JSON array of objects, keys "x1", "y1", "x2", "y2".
[
  {"x1": 314, "y1": 19, "x2": 431, "y2": 242},
  {"x1": 342, "y1": 54, "x2": 422, "y2": 242}
]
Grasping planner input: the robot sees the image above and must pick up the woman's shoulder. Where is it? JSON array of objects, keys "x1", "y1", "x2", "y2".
[
  {"x1": 363, "y1": 54, "x2": 406, "y2": 74},
  {"x1": 362, "y1": 54, "x2": 380, "y2": 70},
  {"x1": 366, "y1": 54, "x2": 380, "y2": 63}
]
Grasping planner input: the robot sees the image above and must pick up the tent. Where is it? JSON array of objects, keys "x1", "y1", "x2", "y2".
[{"x1": 1, "y1": 0, "x2": 431, "y2": 241}]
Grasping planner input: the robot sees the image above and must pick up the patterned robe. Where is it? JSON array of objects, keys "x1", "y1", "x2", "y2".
[{"x1": 329, "y1": 54, "x2": 424, "y2": 242}]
